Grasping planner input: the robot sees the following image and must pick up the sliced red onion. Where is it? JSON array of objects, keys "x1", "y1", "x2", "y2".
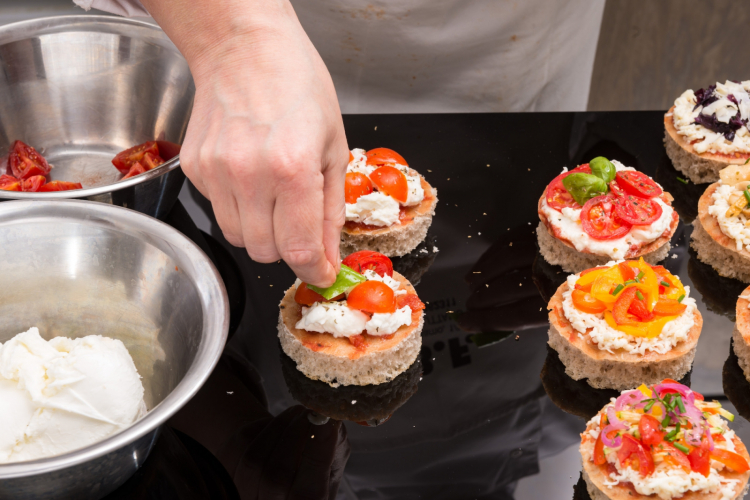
[
  {"x1": 645, "y1": 401, "x2": 666, "y2": 418},
  {"x1": 600, "y1": 425, "x2": 623, "y2": 448},
  {"x1": 653, "y1": 383, "x2": 692, "y2": 399},
  {"x1": 615, "y1": 389, "x2": 648, "y2": 411},
  {"x1": 705, "y1": 427, "x2": 715, "y2": 451}
]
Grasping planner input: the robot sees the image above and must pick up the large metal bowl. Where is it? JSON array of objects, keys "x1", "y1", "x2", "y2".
[
  {"x1": 0, "y1": 200, "x2": 228, "y2": 499},
  {"x1": 0, "y1": 16, "x2": 195, "y2": 219}
]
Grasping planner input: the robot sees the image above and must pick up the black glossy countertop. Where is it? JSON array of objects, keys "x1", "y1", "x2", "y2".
[{"x1": 112, "y1": 111, "x2": 750, "y2": 499}]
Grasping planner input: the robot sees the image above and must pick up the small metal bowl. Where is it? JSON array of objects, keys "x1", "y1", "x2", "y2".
[
  {"x1": 0, "y1": 15, "x2": 195, "y2": 218},
  {"x1": 0, "y1": 200, "x2": 228, "y2": 499}
]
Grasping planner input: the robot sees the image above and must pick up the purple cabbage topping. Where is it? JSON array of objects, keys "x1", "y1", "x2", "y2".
[
  {"x1": 694, "y1": 111, "x2": 747, "y2": 141},
  {"x1": 693, "y1": 85, "x2": 718, "y2": 111},
  {"x1": 728, "y1": 94, "x2": 739, "y2": 105}
]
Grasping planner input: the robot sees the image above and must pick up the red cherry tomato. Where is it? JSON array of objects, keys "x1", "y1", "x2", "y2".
[
  {"x1": 9, "y1": 140, "x2": 51, "y2": 179},
  {"x1": 345, "y1": 172, "x2": 374, "y2": 204},
  {"x1": 142, "y1": 152, "x2": 165, "y2": 171},
  {"x1": 544, "y1": 164, "x2": 592, "y2": 211},
  {"x1": 21, "y1": 175, "x2": 46, "y2": 192},
  {"x1": 347, "y1": 281, "x2": 396, "y2": 313},
  {"x1": 609, "y1": 179, "x2": 627, "y2": 197},
  {"x1": 656, "y1": 442, "x2": 691, "y2": 473},
  {"x1": 122, "y1": 162, "x2": 147, "y2": 180},
  {"x1": 396, "y1": 293, "x2": 425, "y2": 311},
  {"x1": 617, "y1": 434, "x2": 654, "y2": 477},
  {"x1": 294, "y1": 283, "x2": 344, "y2": 306},
  {"x1": 38, "y1": 181, "x2": 83, "y2": 192},
  {"x1": 613, "y1": 195, "x2": 663, "y2": 225},
  {"x1": 370, "y1": 166, "x2": 408, "y2": 203},
  {"x1": 639, "y1": 415, "x2": 664, "y2": 446},
  {"x1": 366, "y1": 148, "x2": 407, "y2": 166},
  {"x1": 615, "y1": 171, "x2": 663, "y2": 198},
  {"x1": 342, "y1": 250, "x2": 393, "y2": 277},
  {"x1": 688, "y1": 440, "x2": 711, "y2": 477},
  {"x1": 581, "y1": 194, "x2": 632, "y2": 240},
  {"x1": 111, "y1": 141, "x2": 160, "y2": 174},
  {"x1": 0, "y1": 174, "x2": 21, "y2": 191}
]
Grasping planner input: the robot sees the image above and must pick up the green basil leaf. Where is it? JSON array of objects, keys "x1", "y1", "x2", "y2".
[
  {"x1": 589, "y1": 156, "x2": 616, "y2": 183},
  {"x1": 562, "y1": 173, "x2": 608, "y2": 206},
  {"x1": 306, "y1": 264, "x2": 366, "y2": 300}
]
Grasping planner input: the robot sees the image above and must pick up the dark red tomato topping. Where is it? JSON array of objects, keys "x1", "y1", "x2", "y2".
[
  {"x1": 342, "y1": 250, "x2": 393, "y2": 277},
  {"x1": 613, "y1": 195, "x2": 663, "y2": 225},
  {"x1": 9, "y1": 140, "x2": 51, "y2": 179},
  {"x1": 581, "y1": 194, "x2": 632, "y2": 240},
  {"x1": 545, "y1": 164, "x2": 591, "y2": 211},
  {"x1": 614, "y1": 171, "x2": 663, "y2": 198}
]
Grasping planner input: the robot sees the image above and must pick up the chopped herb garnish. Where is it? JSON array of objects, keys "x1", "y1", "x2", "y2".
[
  {"x1": 676, "y1": 177, "x2": 689, "y2": 185},
  {"x1": 674, "y1": 442, "x2": 690, "y2": 454},
  {"x1": 676, "y1": 395, "x2": 686, "y2": 414},
  {"x1": 636, "y1": 271, "x2": 645, "y2": 280},
  {"x1": 744, "y1": 188, "x2": 750, "y2": 206},
  {"x1": 665, "y1": 422, "x2": 681, "y2": 442},
  {"x1": 660, "y1": 281, "x2": 671, "y2": 287},
  {"x1": 612, "y1": 284, "x2": 624, "y2": 296},
  {"x1": 678, "y1": 294, "x2": 685, "y2": 303},
  {"x1": 662, "y1": 415, "x2": 672, "y2": 428},
  {"x1": 636, "y1": 290, "x2": 644, "y2": 301},
  {"x1": 643, "y1": 400, "x2": 656, "y2": 412}
]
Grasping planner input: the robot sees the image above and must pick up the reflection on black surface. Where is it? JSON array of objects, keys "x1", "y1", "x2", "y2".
[
  {"x1": 391, "y1": 233, "x2": 438, "y2": 286},
  {"x1": 541, "y1": 346, "x2": 693, "y2": 422},
  {"x1": 457, "y1": 225, "x2": 547, "y2": 334},
  {"x1": 281, "y1": 351, "x2": 421, "y2": 426},
  {"x1": 723, "y1": 340, "x2": 750, "y2": 421},
  {"x1": 688, "y1": 246, "x2": 746, "y2": 321},
  {"x1": 572, "y1": 473, "x2": 591, "y2": 500},
  {"x1": 532, "y1": 252, "x2": 568, "y2": 304},
  {"x1": 103, "y1": 426, "x2": 239, "y2": 500},
  {"x1": 654, "y1": 152, "x2": 708, "y2": 224}
]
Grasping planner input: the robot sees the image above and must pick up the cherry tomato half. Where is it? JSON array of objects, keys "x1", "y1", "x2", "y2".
[
  {"x1": 345, "y1": 172, "x2": 374, "y2": 204},
  {"x1": 370, "y1": 166, "x2": 408, "y2": 203},
  {"x1": 342, "y1": 250, "x2": 393, "y2": 277},
  {"x1": 294, "y1": 283, "x2": 344, "y2": 306},
  {"x1": 656, "y1": 442, "x2": 691, "y2": 473},
  {"x1": 21, "y1": 175, "x2": 46, "y2": 192},
  {"x1": 639, "y1": 415, "x2": 664, "y2": 446},
  {"x1": 609, "y1": 179, "x2": 627, "y2": 197},
  {"x1": 613, "y1": 195, "x2": 662, "y2": 225},
  {"x1": 0, "y1": 174, "x2": 21, "y2": 191},
  {"x1": 9, "y1": 140, "x2": 51, "y2": 179},
  {"x1": 688, "y1": 440, "x2": 711, "y2": 477},
  {"x1": 111, "y1": 141, "x2": 160, "y2": 174},
  {"x1": 38, "y1": 180, "x2": 83, "y2": 192},
  {"x1": 122, "y1": 162, "x2": 147, "y2": 180},
  {"x1": 545, "y1": 164, "x2": 592, "y2": 211},
  {"x1": 366, "y1": 148, "x2": 407, "y2": 166},
  {"x1": 617, "y1": 434, "x2": 654, "y2": 477},
  {"x1": 614, "y1": 171, "x2": 663, "y2": 199},
  {"x1": 142, "y1": 152, "x2": 165, "y2": 171},
  {"x1": 347, "y1": 281, "x2": 396, "y2": 313},
  {"x1": 581, "y1": 194, "x2": 632, "y2": 240}
]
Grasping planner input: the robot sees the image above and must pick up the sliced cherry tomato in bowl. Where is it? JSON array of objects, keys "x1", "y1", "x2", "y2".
[
  {"x1": 365, "y1": 148, "x2": 407, "y2": 166},
  {"x1": 347, "y1": 281, "x2": 396, "y2": 313},
  {"x1": 21, "y1": 175, "x2": 46, "y2": 192},
  {"x1": 614, "y1": 171, "x2": 663, "y2": 198},
  {"x1": 613, "y1": 195, "x2": 662, "y2": 225},
  {"x1": 294, "y1": 283, "x2": 344, "y2": 306},
  {"x1": 345, "y1": 172, "x2": 374, "y2": 204},
  {"x1": 571, "y1": 289, "x2": 607, "y2": 313},
  {"x1": 0, "y1": 174, "x2": 21, "y2": 191},
  {"x1": 370, "y1": 166, "x2": 408, "y2": 203},
  {"x1": 342, "y1": 250, "x2": 393, "y2": 277},
  {"x1": 111, "y1": 141, "x2": 160, "y2": 174},
  {"x1": 122, "y1": 162, "x2": 147, "y2": 180},
  {"x1": 38, "y1": 180, "x2": 83, "y2": 192},
  {"x1": 544, "y1": 164, "x2": 591, "y2": 211},
  {"x1": 581, "y1": 194, "x2": 632, "y2": 240},
  {"x1": 9, "y1": 140, "x2": 51, "y2": 179},
  {"x1": 142, "y1": 152, "x2": 165, "y2": 171}
]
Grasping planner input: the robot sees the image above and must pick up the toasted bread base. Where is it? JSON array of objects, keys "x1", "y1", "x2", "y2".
[
  {"x1": 691, "y1": 183, "x2": 750, "y2": 283},
  {"x1": 547, "y1": 282, "x2": 702, "y2": 390},
  {"x1": 340, "y1": 178, "x2": 437, "y2": 258},
  {"x1": 734, "y1": 288, "x2": 750, "y2": 383},
  {"x1": 277, "y1": 272, "x2": 423, "y2": 387},
  {"x1": 580, "y1": 419, "x2": 750, "y2": 500}
]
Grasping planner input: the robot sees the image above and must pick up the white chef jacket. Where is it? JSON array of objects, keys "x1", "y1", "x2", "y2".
[{"x1": 75, "y1": 0, "x2": 605, "y2": 113}]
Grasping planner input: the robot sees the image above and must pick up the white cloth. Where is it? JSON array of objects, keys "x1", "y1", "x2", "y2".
[{"x1": 77, "y1": 0, "x2": 605, "y2": 113}]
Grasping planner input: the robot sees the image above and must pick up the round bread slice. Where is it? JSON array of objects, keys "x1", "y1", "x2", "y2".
[
  {"x1": 733, "y1": 286, "x2": 750, "y2": 384},
  {"x1": 547, "y1": 281, "x2": 702, "y2": 390},
  {"x1": 664, "y1": 106, "x2": 750, "y2": 184},
  {"x1": 692, "y1": 183, "x2": 750, "y2": 283},
  {"x1": 580, "y1": 420, "x2": 750, "y2": 500},
  {"x1": 537, "y1": 192, "x2": 678, "y2": 274},
  {"x1": 278, "y1": 271, "x2": 423, "y2": 387},
  {"x1": 340, "y1": 176, "x2": 437, "y2": 258}
]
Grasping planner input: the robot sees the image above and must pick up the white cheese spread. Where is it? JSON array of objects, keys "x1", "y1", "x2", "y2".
[
  {"x1": 295, "y1": 301, "x2": 370, "y2": 337},
  {"x1": 346, "y1": 192, "x2": 400, "y2": 227},
  {"x1": 541, "y1": 161, "x2": 674, "y2": 260},
  {"x1": 708, "y1": 183, "x2": 750, "y2": 251},
  {"x1": 366, "y1": 306, "x2": 412, "y2": 336},
  {"x1": 561, "y1": 266, "x2": 697, "y2": 355},
  {"x1": 672, "y1": 80, "x2": 750, "y2": 155},
  {"x1": 363, "y1": 269, "x2": 406, "y2": 295}
]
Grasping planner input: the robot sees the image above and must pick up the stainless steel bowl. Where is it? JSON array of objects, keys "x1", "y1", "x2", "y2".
[
  {"x1": 0, "y1": 200, "x2": 228, "y2": 499},
  {"x1": 0, "y1": 16, "x2": 195, "y2": 219}
]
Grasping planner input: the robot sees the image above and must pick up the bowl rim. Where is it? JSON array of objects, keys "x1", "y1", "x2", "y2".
[
  {"x1": 0, "y1": 15, "x2": 189, "y2": 200},
  {"x1": 0, "y1": 199, "x2": 229, "y2": 478}
]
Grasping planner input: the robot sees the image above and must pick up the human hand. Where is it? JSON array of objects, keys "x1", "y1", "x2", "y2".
[{"x1": 143, "y1": 0, "x2": 348, "y2": 287}]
